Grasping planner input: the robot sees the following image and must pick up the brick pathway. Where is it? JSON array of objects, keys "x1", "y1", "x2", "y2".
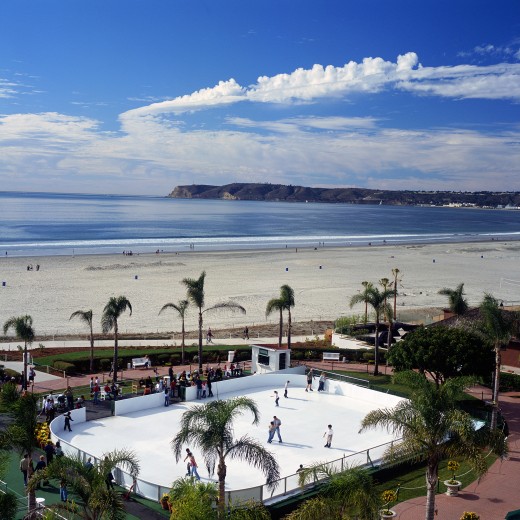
[{"x1": 394, "y1": 386, "x2": 520, "y2": 520}]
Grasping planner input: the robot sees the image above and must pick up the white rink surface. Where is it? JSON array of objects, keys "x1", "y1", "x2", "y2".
[{"x1": 62, "y1": 383, "x2": 401, "y2": 491}]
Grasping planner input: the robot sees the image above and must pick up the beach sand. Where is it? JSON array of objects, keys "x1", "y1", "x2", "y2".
[{"x1": 0, "y1": 241, "x2": 519, "y2": 337}]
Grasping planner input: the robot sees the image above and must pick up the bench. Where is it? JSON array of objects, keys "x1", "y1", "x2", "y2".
[
  {"x1": 132, "y1": 357, "x2": 150, "y2": 369},
  {"x1": 323, "y1": 352, "x2": 341, "y2": 361}
]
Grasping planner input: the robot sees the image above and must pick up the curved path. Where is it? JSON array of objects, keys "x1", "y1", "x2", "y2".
[{"x1": 394, "y1": 386, "x2": 520, "y2": 520}]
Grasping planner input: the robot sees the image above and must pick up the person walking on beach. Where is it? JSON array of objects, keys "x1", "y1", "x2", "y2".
[
  {"x1": 243, "y1": 326, "x2": 249, "y2": 340},
  {"x1": 272, "y1": 390, "x2": 280, "y2": 407},
  {"x1": 206, "y1": 327, "x2": 213, "y2": 344},
  {"x1": 323, "y1": 424, "x2": 334, "y2": 448},
  {"x1": 306, "y1": 369, "x2": 314, "y2": 392},
  {"x1": 267, "y1": 421, "x2": 276, "y2": 443},
  {"x1": 284, "y1": 380, "x2": 290, "y2": 398},
  {"x1": 273, "y1": 415, "x2": 282, "y2": 443}
]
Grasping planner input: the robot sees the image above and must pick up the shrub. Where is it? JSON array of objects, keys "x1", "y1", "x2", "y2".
[
  {"x1": 362, "y1": 352, "x2": 375, "y2": 362},
  {"x1": 460, "y1": 513, "x2": 479, "y2": 520},
  {"x1": 0, "y1": 491, "x2": 18, "y2": 520},
  {"x1": 170, "y1": 354, "x2": 181, "y2": 365},
  {"x1": 53, "y1": 361, "x2": 76, "y2": 375},
  {"x1": 99, "y1": 358, "x2": 111, "y2": 371},
  {"x1": 157, "y1": 354, "x2": 170, "y2": 365}
]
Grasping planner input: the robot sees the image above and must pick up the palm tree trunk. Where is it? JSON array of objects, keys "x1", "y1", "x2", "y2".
[
  {"x1": 287, "y1": 309, "x2": 292, "y2": 349},
  {"x1": 373, "y1": 318, "x2": 380, "y2": 376},
  {"x1": 425, "y1": 462, "x2": 438, "y2": 520},
  {"x1": 491, "y1": 342, "x2": 501, "y2": 430},
  {"x1": 27, "y1": 454, "x2": 37, "y2": 519},
  {"x1": 364, "y1": 301, "x2": 368, "y2": 324},
  {"x1": 217, "y1": 457, "x2": 226, "y2": 518},
  {"x1": 113, "y1": 320, "x2": 119, "y2": 383},
  {"x1": 198, "y1": 309, "x2": 203, "y2": 372},
  {"x1": 278, "y1": 309, "x2": 283, "y2": 348},
  {"x1": 89, "y1": 325, "x2": 94, "y2": 373},
  {"x1": 181, "y1": 318, "x2": 186, "y2": 365},
  {"x1": 23, "y1": 343, "x2": 28, "y2": 391}
]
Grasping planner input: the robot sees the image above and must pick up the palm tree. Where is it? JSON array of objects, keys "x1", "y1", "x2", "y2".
[
  {"x1": 27, "y1": 448, "x2": 140, "y2": 520},
  {"x1": 360, "y1": 371, "x2": 507, "y2": 520},
  {"x1": 182, "y1": 271, "x2": 246, "y2": 372},
  {"x1": 359, "y1": 281, "x2": 373, "y2": 324},
  {"x1": 286, "y1": 463, "x2": 379, "y2": 519},
  {"x1": 70, "y1": 309, "x2": 95, "y2": 372},
  {"x1": 159, "y1": 299, "x2": 189, "y2": 364},
  {"x1": 380, "y1": 277, "x2": 393, "y2": 350},
  {"x1": 281, "y1": 285, "x2": 295, "y2": 349},
  {"x1": 266, "y1": 297, "x2": 285, "y2": 348},
  {"x1": 480, "y1": 293, "x2": 516, "y2": 430},
  {"x1": 391, "y1": 267, "x2": 401, "y2": 320},
  {"x1": 101, "y1": 296, "x2": 132, "y2": 383},
  {"x1": 0, "y1": 392, "x2": 40, "y2": 518},
  {"x1": 438, "y1": 282, "x2": 468, "y2": 316},
  {"x1": 171, "y1": 397, "x2": 280, "y2": 516},
  {"x1": 350, "y1": 284, "x2": 394, "y2": 375},
  {"x1": 3, "y1": 315, "x2": 35, "y2": 390}
]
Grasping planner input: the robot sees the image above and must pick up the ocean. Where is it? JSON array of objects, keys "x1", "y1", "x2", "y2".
[{"x1": 1, "y1": 191, "x2": 519, "y2": 257}]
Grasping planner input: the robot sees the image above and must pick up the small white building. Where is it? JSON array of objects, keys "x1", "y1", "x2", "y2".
[{"x1": 250, "y1": 344, "x2": 291, "y2": 374}]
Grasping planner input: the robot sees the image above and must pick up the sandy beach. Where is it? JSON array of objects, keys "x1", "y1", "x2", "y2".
[{"x1": 0, "y1": 241, "x2": 519, "y2": 338}]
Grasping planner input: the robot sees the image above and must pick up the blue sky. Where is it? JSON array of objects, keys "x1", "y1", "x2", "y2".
[{"x1": 1, "y1": 0, "x2": 519, "y2": 195}]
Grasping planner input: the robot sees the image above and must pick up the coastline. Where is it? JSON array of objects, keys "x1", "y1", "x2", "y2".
[{"x1": 1, "y1": 240, "x2": 519, "y2": 338}]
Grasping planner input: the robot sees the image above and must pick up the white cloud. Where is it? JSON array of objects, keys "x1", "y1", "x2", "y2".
[
  {"x1": 1, "y1": 110, "x2": 519, "y2": 194},
  {"x1": 120, "y1": 53, "x2": 520, "y2": 125}
]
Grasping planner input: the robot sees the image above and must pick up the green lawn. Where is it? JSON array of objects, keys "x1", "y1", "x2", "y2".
[
  {"x1": 35, "y1": 344, "x2": 250, "y2": 366},
  {"x1": 373, "y1": 453, "x2": 498, "y2": 504}
]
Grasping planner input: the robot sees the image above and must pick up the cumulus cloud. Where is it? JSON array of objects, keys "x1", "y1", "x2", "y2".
[{"x1": 120, "y1": 52, "x2": 520, "y2": 125}]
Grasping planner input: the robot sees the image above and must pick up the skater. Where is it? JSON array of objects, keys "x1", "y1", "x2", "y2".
[
  {"x1": 63, "y1": 411, "x2": 73, "y2": 431},
  {"x1": 164, "y1": 386, "x2": 170, "y2": 406},
  {"x1": 306, "y1": 369, "x2": 314, "y2": 392},
  {"x1": 284, "y1": 380, "x2": 290, "y2": 398},
  {"x1": 272, "y1": 390, "x2": 279, "y2": 407},
  {"x1": 267, "y1": 421, "x2": 276, "y2": 443},
  {"x1": 207, "y1": 377, "x2": 213, "y2": 397},
  {"x1": 184, "y1": 448, "x2": 193, "y2": 476},
  {"x1": 318, "y1": 372, "x2": 326, "y2": 392},
  {"x1": 273, "y1": 415, "x2": 282, "y2": 443},
  {"x1": 188, "y1": 451, "x2": 201, "y2": 481},
  {"x1": 323, "y1": 424, "x2": 334, "y2": 448}
]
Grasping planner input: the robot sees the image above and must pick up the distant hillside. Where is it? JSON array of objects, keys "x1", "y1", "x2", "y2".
[{"x1": 168, "y1": 183, "x2": 520, "y2": 208}]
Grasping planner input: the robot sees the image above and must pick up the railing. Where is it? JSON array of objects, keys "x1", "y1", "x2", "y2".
[
  {"x1": 318, "y1": 369, "x2": 370, "y2": 388},
  {"x1": 257, "y1": 439, "x2": 399, "y2": 505}
]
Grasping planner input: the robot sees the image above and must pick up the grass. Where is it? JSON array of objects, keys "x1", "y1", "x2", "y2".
[
  {"x1": 335, "y1": 370, "x2": 414, "y2": 398},
  {"x1": 373, "y1": 453, "x2": 499, "y2": 504},
  {"x1": 35, "y1": 344, "x2": 250, "y2": 366}
]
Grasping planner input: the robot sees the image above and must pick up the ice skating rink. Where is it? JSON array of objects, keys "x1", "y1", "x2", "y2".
[{"x1": 58, "y1": 374, "x2": 403, "y2": 494}]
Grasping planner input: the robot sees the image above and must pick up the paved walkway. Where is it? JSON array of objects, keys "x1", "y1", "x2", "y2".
[{"x1": 394, "y1": 386, "x2": 520, "y2": 519}]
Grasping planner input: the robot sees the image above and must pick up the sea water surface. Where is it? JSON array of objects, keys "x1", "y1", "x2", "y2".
[{"x1": 1, "y1": 191, "x2": 519, "y2": 257}]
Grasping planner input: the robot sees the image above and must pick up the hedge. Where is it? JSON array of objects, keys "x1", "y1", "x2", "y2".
[{"x1": 53, "y1": 361, "x2": 76, "y2": 375}]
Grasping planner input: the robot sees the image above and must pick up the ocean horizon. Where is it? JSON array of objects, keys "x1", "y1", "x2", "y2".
[{"x1": 1, "y1": 191, "x2": 519, "y2": 258}]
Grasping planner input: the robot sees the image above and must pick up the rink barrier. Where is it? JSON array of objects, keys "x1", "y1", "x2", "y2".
[{"x1": 48, "y1": 373, "x2": 404, "y2": 504}]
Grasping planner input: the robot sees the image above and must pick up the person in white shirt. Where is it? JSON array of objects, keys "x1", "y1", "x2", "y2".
[{"x1": 323, "y1": 424, "x2": 334, "y2": 448}]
